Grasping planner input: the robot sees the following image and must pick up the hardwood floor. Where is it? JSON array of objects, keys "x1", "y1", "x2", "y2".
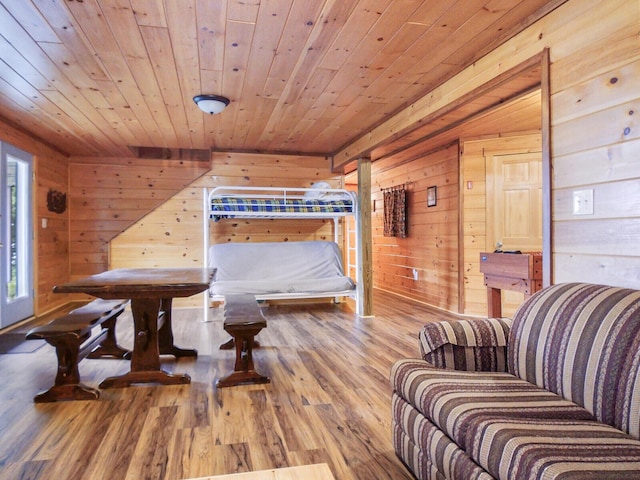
[{"x1": 0, "y1": 290, "x2": 461, "y2": 480}]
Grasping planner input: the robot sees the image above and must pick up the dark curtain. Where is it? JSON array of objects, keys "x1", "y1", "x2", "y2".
[{"x1": 383, "y1": 187, "x2": 407, "y2": 238}]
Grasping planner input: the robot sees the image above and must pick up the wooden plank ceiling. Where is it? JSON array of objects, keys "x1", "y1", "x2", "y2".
[{"x1": 0, "y1": 0, "x2": 563, "y2": 160}]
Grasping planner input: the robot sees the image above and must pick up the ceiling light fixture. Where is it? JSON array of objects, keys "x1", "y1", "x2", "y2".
[{"x1": 193, "y1": 94, "x2": 230, "y2": 114}]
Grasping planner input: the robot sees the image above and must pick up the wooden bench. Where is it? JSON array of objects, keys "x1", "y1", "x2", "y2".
[
  {"x1": 216, "y1": 294, "x2": 270, "y2": 388},
  {"x1": 26, "y1": 298, "x2": 129, "y2": 402}
]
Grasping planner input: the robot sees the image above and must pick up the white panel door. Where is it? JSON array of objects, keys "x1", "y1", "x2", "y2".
[{"x1": 486, "y1": 151, "x2": 542, "y2": 317}]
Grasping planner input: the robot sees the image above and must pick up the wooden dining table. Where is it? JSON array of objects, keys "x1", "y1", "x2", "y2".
[{"x1": 53, "y1": 267, "x2": 214, "y2": 388}]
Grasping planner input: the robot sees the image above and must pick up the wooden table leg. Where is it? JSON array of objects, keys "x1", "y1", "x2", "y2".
[
  {"x1": 487, "y1": 286, "x2": 502, "y2": 318},
  {"x1": 157, "y1": 298, "x2": 198, "y2": 358},
  {"x1": 100, "y1": 297, "x2": 191, "y2": 388}
]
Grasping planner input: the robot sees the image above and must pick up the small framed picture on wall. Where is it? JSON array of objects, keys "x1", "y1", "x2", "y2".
[{"x1": 427, "y1": 185, "x2": 437, "y2": 207}]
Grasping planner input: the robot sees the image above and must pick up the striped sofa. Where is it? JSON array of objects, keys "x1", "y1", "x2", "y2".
[{"x1": 391, "y1": 283, "x2": 640, "y2": 480}]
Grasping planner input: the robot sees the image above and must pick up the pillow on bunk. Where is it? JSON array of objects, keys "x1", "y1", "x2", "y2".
[
  {"x1": 302, "y1": 182, "x2": 352, "y2": 202},
  {"x1": 208, "y1": 240, "x2": 355, "y2": 296},
  {"x1": 303, "y1": 181, "x2": 332, "y2": 198}
]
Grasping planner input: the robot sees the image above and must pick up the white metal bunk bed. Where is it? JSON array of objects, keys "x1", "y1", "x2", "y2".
[{"x1": 203, "y1": 185, "x2": 363, "y2": 315}]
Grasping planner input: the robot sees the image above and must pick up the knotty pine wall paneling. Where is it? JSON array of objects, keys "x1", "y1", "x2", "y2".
[
  {"x1": 336, "y1": 0, "x2": 640, "y2": 292},
  {"x1": 496, "y1": 0, "x2": 640, "y2": 289},
  {"x1": 549, "y1": 23, "x2": 640, "y2": 287},
  {"x1": 110, "y1": 152, "x2": 343, "y2": 307},
  {"x1": 0, "y1": 118, "x2": 69, "y2": 316},
  {"x1": 68, "y1": 156, "x2": 210, "y2": 283},
  {"x1": 366, "y1": 142, "x2": 460, "y2": 312}
]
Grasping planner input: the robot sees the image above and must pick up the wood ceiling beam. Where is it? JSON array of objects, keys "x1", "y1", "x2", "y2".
[
  {"x1": 372, "y1": 85, "x2": 542, "y2": 165},
  {"x1": 331, "y1": 50, "x2": 547, "y2": 172}
]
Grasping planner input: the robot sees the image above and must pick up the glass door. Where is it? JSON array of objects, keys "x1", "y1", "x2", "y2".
[{"x1": 0, "y1": 143, "x2": 34, "y2": 328}]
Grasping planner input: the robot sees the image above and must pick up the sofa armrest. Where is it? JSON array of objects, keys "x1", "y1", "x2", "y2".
[{"x1": 419, "y1": 317, "x2": 512, "y2": 372}]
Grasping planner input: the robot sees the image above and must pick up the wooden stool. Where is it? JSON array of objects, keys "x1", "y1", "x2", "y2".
[{"x1": 217, "y1": 295, "x2": 270, "y2": 387}]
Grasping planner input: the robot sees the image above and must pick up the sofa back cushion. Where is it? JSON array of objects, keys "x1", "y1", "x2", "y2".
[{"x1": 508, "y1": 282, "x2": 640, "y2": 438}]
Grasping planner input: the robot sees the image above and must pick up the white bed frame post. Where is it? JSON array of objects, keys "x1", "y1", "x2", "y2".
[
  {"x1": 343, "y1": 197, "x2": 363, "y2": 316},
  {"x1": 203, "y1": 188, "x2": 210, "y2": 321}
]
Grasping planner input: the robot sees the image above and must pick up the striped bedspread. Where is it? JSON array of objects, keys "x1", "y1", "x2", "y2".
[{"x1": 210, "y1": 197, "x2": 354, "y2": 220}]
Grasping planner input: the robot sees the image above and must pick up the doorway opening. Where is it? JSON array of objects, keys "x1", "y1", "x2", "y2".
[
  {"x1": 459, "y1": 50, "x2": 550, "y2": 316},
  {"x1": 0, "y1": 142, "x2": 34, "y2": 328}
]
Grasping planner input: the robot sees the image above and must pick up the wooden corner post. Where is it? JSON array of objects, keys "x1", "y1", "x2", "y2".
[{"x1": 357, "y1": 156, "x2": 374, "y2": 317}]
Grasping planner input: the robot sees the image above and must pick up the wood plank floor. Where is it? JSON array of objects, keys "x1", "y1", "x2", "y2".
[{"x1": 0, "y1": 290, "x2": 462, "y2": 480}]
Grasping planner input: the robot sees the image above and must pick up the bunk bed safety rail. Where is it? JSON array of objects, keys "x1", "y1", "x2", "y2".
[{"x1": 208, "y1": 185, "x2": 357, "y2": 220}]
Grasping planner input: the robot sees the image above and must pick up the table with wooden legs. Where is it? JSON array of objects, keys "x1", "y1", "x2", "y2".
[
  {"x1": 54, "y1": 268, "x2": 214, "y2": 388},
  {"x1": 479, "y1": 252, "x2": 542, "y2": 317}
]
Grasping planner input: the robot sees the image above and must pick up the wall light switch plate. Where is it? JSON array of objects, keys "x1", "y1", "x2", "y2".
[{"x1": 573, "y1": 189, "x2": 594, "y2": 215}]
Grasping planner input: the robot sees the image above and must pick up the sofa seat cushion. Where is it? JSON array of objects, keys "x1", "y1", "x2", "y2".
[
  {"x1": 392, "y1": 359, "x2": 597, "y2": 448},
  {"x1": 392, "y1": 359, "x2": 640, "y2": 479},
  {"x1": 468, "y1": 417, "x2": 640, "y2": 480}
]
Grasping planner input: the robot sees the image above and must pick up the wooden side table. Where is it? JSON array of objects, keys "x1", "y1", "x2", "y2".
[{"x1": 479, "y1": 252, "x2": 542, "y2": 317}]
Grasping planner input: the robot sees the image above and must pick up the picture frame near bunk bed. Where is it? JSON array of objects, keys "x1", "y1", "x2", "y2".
[
  {"x1": 427, "y1": 185, "x2": 437, "y2": 207},
  {"x1": 202, "y1": 184, "x2": 364, "y2": 316}
]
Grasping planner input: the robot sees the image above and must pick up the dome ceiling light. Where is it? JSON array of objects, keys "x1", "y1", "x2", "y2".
[{"x1": 193, "y1": 94, "x2": 230, "y2": 114}]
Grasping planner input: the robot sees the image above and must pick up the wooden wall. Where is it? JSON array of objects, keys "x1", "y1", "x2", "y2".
[
  {"x1": 68, "y1": 156, "x2": 210, "y2": 282},
  {"x1": 349, "y1": 142, "x2": 460, "y2": 312},
  {"x1": 460, "y1": 0, "x2": 640, "y2": 291},
  {"x1": 547, "y1": 1, "x2": 640, "y2": 287},
  {"x1": 351, "y1": 0, "x2": 640, "y2": 314},
  {"x1": 110, "y1": 152, "x2": 343, "y2": 306},
  {"x1": 0, "y1": 119, "x2": 69, "y2": 316}
]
